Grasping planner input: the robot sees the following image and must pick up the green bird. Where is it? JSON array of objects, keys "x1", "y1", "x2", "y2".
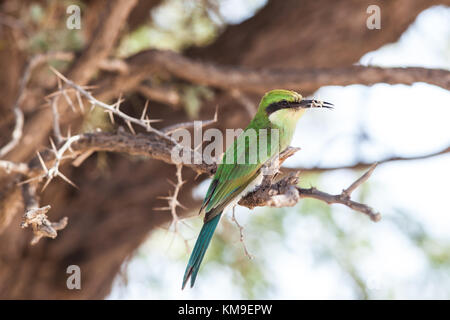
[{"x1": 182, "y1": 89, "x2": 333, "y2": 289}]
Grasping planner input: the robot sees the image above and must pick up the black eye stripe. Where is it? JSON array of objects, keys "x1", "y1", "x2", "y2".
[{"x1": 265, "y1": 100, "x2": 294, "y2": 115}]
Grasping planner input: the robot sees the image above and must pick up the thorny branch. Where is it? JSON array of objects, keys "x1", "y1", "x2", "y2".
[
  {"x1": 0, "y1": 52, "x2": 73, "y2": 158},
  {"x1": 7, "y1": 66, "x2": 450, "y2": 244},
  {"x1": 9, "y1": 66, "x2": 218, "y2": 243},
  {"x1": 49, "y1": 66, "x2": 167, "y2": 141},
  {"x1": 12, "y1": 118, "x2": 447, "y2": 244},
  {"x1": 155, "y1": 164, "x2": 187, "y2": 235},
  {"x1": 17, "y1": 131, "x2": 381, "y2": 245},
  {"x1": 232, "y1": 207, "x2": 253, "y2": 260}
]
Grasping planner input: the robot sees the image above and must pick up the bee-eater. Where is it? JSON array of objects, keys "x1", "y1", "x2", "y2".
[{"x1": 182, "y1": 89, "x2": 333, "y2": 289}]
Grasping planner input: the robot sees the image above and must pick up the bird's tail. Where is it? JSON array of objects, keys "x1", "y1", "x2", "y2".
[{"x1": 182, "y1": 213, "x2": 221, "y2": 289}]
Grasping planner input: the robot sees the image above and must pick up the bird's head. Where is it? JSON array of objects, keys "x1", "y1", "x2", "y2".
[{"x1": 257, "y1": 89, "x2": 333, "y2": 127}]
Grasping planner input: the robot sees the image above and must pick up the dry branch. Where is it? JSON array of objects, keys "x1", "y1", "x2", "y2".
[
  {"x1": 283, "y1": 145, "x2": 450, "y2": 173},
  {"x1": 6, "y1": 1, "x2": 138, "y2": 162},
  {"x1": 154, "y1": 164, "x2": 188, "y2": 236},
  {"x1": 75, "y1": 134, "x2": 383, "y2": 222},
  {"x1": 113, "y1": 50, "x2": 450, "y2": 94},
  {"x1": 0, "y1": 52, "x2": 73, "y2": 158},
  {"x1": 21, "y1": 183, "x2": 68, "y2": 245},
  {"x1": 66, "y1": 0, "x2": 138, "y2": 82},
  {"x1": 18, "y1": 125, "x2": 448, "y2": 227},
  {"x1": 0, "y1": 160, "x2": 29, "y2": 175},
  {"x1": 10, "y1": 128, "x2": 381, "y2": 238},
  {"x1": 50, "y1": 67, "x2": 174, "y2": 144},
  {"x1": 10, "y1": 59, "x2": 450, "y2": 244},
  {"x1": 137, "y1": 84, "x2": 180, "y2": 107}
]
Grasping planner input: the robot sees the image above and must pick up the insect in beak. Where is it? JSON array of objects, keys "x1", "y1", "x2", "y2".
[{"x1": 296, "y1": 99, "x2": 334, "y2": 109}]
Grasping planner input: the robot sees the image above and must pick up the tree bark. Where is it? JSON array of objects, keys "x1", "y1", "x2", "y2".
[{"x1": 187, "y1": 0, "x2": 446, "y2": 69}]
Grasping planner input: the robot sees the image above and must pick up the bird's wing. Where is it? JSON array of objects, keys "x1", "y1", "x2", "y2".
[
  {"x1": 203, "y1": 166, "x2": 261, "y2": 222},
  {"x1": 201, "y1": 129, "x2": 275, "y2": 222}
]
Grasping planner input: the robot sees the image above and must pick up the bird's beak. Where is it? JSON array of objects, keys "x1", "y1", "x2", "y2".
[{"x1": 294, "y1": 99, "x2": 334, "y2": 109}]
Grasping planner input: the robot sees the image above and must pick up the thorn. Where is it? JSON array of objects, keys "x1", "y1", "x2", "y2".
[
  {"x1": 17, "y1": 174, "x2": 45, "y2": 186},
  {"x1": 76, "y1": 91, "x2": 84, "y2": 113},
  {"x1": 115, "y1": 93, "x2": 123, "y2": 111},
  {"x1": 213, "y1": 105, "x2": 219, "y2": 122},
  {"x1": 194, "y1": 171, "x2": 203, "y2": 180},
  {"x1": 145, "y1": 117, "x2": 163, "y2": 124},
  {"x1": 57, "y1": 171, "x2": 78, "y2": 189},
  {"x1": 141, "y1": 100, "x2": 149, "y2": 120},
  {"x1": 62, "y1": 89, "x2": 76, "y2": 112},
  {"x1": 49, "y1": 138, "x2": 58, "y2": 156},
  {"x1": 41, "y1": 176, "x2": 53, "y2": 192},
  {"x1": 45, "y1": 91, "x2": 62, "y2": 99},
  {"x1": 177, "y1": 201, "x2": 188, "y2": 210},
  {"x1": 36, "y1": 151, "x2": 48, "y2": 173},
  {"x1": 106, "y1": 110, "x2": 115, "y2": 124},
  {"x1": 125, "y1": 120, "x2": 135, "y2": 135},
  {"x1": 166, "y1": 179, "x2": 176, "y2": 188},
  {"x1": 49, "y1": 66, "x2": 70, "y2": 83}
]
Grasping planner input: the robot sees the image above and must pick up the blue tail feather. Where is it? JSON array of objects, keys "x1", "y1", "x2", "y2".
[{"x1": 182, "y1": 213, "x2": 221, "y2": 289}]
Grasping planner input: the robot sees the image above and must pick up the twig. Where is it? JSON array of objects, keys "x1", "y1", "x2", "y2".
[
  {"x1": 0, "y1": 160, "x2": 29, "y2": 175},
  {"x1": 232, "y1": 207, "x2": 253, "y2": 259},
  {"x1": 20, "y1": 135, "x2": 81, "y2": 191},
  {"x1": 0, "y1": 52, "x2": 74, "y2": 158},
  {"x1": 283, "y1": 146, "x2": 450, "y2": 173},
  {"x1": 137, "y1": 84, "x2": 180, "y2": 107},
  {"x1": 49, "y1": 66, "x2": 176, "y2": 144},
  {"x1": 48, "y1": 69, "x2": 208, "y2": 173},
  {"x1": 239, "y1": 149, "x2": 381, "y2": 222},
  {"x1": 50, "y1": 89, "x2": 63, "y2": 143},
  {"x1": 21, "y1": 183, "x2": 68, "y2": 245},
  {"x1": 98, "y1": 58, "x2": 129, "y2": 74},
  {"x1": 342, "y1": 163, "x2": 377, "y2": 197},
  {"x1": 298, "y1": 185, "x2": 381, "y2": 222},
  {"x1": 155, "y1": 164, "x2": 190, "y2": 246}
]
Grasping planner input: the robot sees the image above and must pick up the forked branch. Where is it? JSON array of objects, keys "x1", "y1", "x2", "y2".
[{"x1": 8, "y1": 71, "x2": 387, "y2": 245}]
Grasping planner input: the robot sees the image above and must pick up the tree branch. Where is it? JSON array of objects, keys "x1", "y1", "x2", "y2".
[
  {"x1": 72, "y1": 135, "x2": 381, "y2": 221},
  {"x1": 283, "y1": 145, "x2": 450, "y2": 173},
  {"x1": 10, "y1": 59, "x2": 450, "y2": 241},
  {"x1": 15, "y1": 126, "x2": 447, "y2": 227},
  {"x1": 21, "y1": 183, "x2": 68, "y2": 245},
  {"x1": 66, "y1": 0, "x2": 138, "y2": 83},
  {"x1": 0, "y1": 52, "x2": 73, "y2": 158},
  {"x1": 6, "y1": 0, "x2": 137, "y2": 162},
  {"x1": 109, "y1": 50, "x2": 450, "y2": 95}
]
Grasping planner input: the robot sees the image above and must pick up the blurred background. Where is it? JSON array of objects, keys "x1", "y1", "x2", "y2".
[{"x1": 0, "y1": 0, "x2": 449, "y2": 299}]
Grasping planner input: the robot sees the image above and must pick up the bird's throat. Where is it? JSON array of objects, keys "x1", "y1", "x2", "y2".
[{"x1": 268, "y1": 108, "x2": 305, "y2": 148}]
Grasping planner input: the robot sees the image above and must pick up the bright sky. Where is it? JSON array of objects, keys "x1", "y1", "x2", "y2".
[{"x1": 109, "y1": 5, "x2": 450, "y2": 299}]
